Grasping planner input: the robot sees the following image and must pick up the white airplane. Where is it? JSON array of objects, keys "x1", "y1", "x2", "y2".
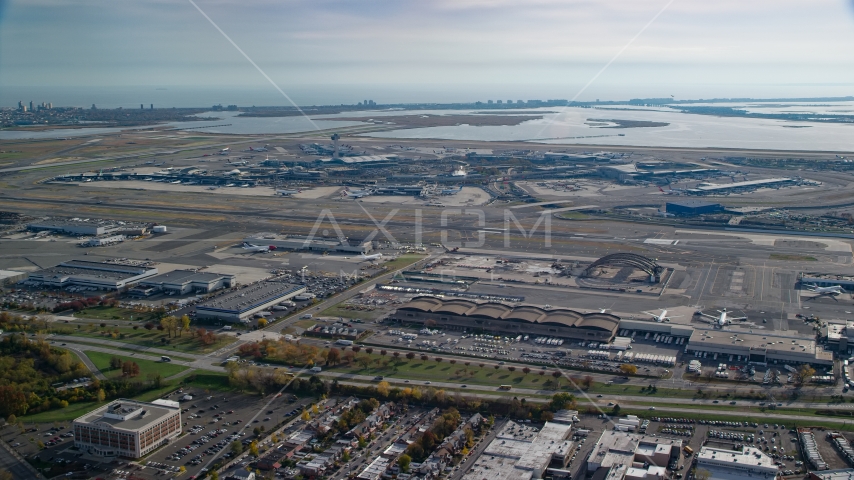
[
  {"x1": 241, "y1": 242, "x2": 276, "y2": 253},
  {"x1": 343, "y1": 187, "x2": 371, "y2": 198},
  {"x1": 642, "y1": 308, "x2": 681, "y2": 323},
  {"x1": 220, "y1": 147, "x2": 229, "y2": 153},
  {"x1": 359, "y1": 253, "x2": 383, "y2": 262},
  {"x1": 276, "y1": 189, "x2": 302, "y2": 196},
  {"x1": 697, "y1": 308, "x2": 746, "y2": 326},
  {"x1": 803, "y1": 283, "x2": 844, "y2": 295}
]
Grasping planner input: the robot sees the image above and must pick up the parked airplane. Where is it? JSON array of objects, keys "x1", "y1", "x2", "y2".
[
  {"x1": 803, "y1": 284, "x2": 844, "y2": 301},
  {"x1": 642, "y1": 308, "x2": 681, "y2": 323},
  {"x1": 697, "y1": 308, "x2": 746, "y2": 326},
  {"x1": 241, "y1": 242, "x2": 276, "y2": 253},
  {"x1": 441, "y1": 186, "x2": 463, "y2": 195},
  {"x1": 803, "y1": 283, "x2": 844, "y2": 296},
  {"x1": 359, "y1": 253, "x2": 383, "y2": 261},
  {"x1": 345, "y1": 188, "x2": 371, "y2": 198},
  {"x1": 276, "y1": 189, "x2": 302, "y2": 196}
]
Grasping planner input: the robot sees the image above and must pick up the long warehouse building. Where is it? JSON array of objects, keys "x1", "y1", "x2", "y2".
[
  {"x1": 195, "y1": 281, "x2": 306, "y2": 323},
  {"x1": 25, "y1": 260, "x2": 158, "y2": 290},
  {"x1": 686, "y1": 328, "x2": 833, "y2": 366},
  {"x1": 391, "y1": 296, "x2": 620, "y2": 342}
]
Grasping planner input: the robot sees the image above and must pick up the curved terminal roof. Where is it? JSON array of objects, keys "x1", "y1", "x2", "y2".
[{"x1": 398, "y1": 296, "x2": 619, "y2": 332}]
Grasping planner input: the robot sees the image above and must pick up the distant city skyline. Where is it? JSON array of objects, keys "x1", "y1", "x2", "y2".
[{"x1": 1, "y1": 0, "x2": 853, "y2": 104}]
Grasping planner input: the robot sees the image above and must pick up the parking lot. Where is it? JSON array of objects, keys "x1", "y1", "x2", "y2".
[
  {"x1": 368, "y1": 325, "x2": 679, "y2": 376},
  {"x1": 0, "y1": 388, "x2": 312, "y2": 480}
]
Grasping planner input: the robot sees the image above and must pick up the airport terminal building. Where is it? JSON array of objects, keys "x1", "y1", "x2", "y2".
[
  {"x1": 195, "y1": 281, "x2": 306, "y2": 322},
  {"x1": 73, "y1": 399, "x2": 181, "y2": 458},
  {"x1": 391, "y1": 296, "x2": 620, "y2": 342},
  {"x1": 243, "y1": 232, "x2": 372, "y2": 254}
]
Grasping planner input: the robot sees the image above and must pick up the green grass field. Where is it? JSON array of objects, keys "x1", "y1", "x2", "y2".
[
  {"x1": 331, "y1": 356, "x2": 562, "y2": 390},
  {"x1": 382, "y1": 254, "x2": 426, "y2": 271},
  {"x1": 68, "y1": 326, "x2": 234, "y2": 354},
  {"x1": 72, "y1": 306, "x2": 162, "y2": 323},
  {"x1": 22, "y1": 372, "x2": 232, "y2": 423},
  {"x1": 58, "y1": 339, "x2": 194, "y2": 361},
  {"x1": 86, "y1": 351, "x2": 188, "y2": 379}
]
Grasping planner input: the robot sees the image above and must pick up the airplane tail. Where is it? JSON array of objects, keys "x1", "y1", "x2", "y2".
[{"x1": 658, "y1": 187, "x2": 664, "y2": 192}]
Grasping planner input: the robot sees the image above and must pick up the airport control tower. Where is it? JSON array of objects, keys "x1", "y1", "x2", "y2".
[{"x1": 331, "y1": 133, "x2": 340, "y2": 159}]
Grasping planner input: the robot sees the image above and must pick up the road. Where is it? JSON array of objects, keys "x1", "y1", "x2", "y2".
[
  {"x1": 52, "y1": 334, "x2": 853, "y2": 420},
  {"x1": 51, "y1": 338, "x2": 226, "y2": 374}
]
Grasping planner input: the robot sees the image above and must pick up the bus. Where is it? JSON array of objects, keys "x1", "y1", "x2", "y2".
[
  {"x1": 498, "y1": 385, "x2": 512, "y2": 391},
  {"x1": 161, "y1": 356, "x2": 172, "y2": 362}
]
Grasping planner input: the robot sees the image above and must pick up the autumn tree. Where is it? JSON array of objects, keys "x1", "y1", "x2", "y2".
[
  {"x1": 582, "y1": 376, "x2": 594, "y2": 389},
  {"x1": 377, "y1": 381, "x2": 391, "y2": 398},
  {"x1": 357, "y1": 355, "x2": 372, "y2": 369},
  {"x1": 109, "y1": 356, "x2": 123, "y2": 370},
  {"x1": 619, "y1": 364, "x2": 638, "y2": 375},
  {"x1": 180, "y1": 314, "x2": 191, "y2": 336},
  {"x1": 398, "y1": 454, "x2": 412, "y2": 473},
  {"x1": 797, "y1": 364, "x2": 816, "y2": 385},
  {"x1": 327, "y1": 347, "x2": 341, "y2": 366},
  {"x1": 406, "y1": 352, "x2": 415, "y2": 361},
  {"x1": 121, "y1": 361, "x2": 140, "y2": 377}
]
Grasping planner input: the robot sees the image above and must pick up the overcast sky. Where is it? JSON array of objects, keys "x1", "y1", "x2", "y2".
[{"x1": 2, "y1": 0, "x2": 854, "y2": 102}]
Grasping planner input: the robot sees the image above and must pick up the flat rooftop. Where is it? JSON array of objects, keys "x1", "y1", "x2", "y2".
[
  {"x1": 61, "y1": 260, "x2": 154, "y2": 274},
  {"x1": 34, "y1": 266, "x2": 140, "y2": 282},
  {"x1": 75, "y1": 399, "x2": 178, "y2": 433},
  {"x1": 697, "y1": 446, "x2": 777, "y2": 473},
  {"x1": 690, "y1": 177, "x2": 793, "y2": 192},
  {"x1": 462, "y1": 420, "x2": 572, "y2": 480},
  {"x1": 690, "y1": 329, "x2": 825, "y2": 356},
  {"x1": 143, "y1": 269, "x2": 231, "y2": 284},
  {"x1": 197, "y1": 281, "x2": 305, "y2": 313}
]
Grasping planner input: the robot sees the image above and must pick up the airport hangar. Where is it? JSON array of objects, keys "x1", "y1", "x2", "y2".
[
  {"x1": 243, "y1": 233, "x2": 372, "y2": 255},
  {"x1": 195, "y1": 281, "x2": 306, "y2": 323}
]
